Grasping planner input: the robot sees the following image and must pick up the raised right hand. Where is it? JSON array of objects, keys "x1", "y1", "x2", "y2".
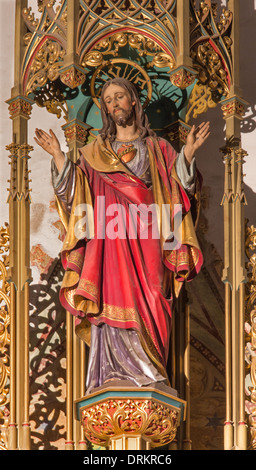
[
  {"x1": 34, "y1": 128, "x2": 65, "y2": 173},
  {"x1": 34, "y1": 128, "x2": 62, "y2": 157}
]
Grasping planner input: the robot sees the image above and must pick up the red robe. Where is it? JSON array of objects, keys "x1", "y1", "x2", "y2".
[{"x1": 56, "y1": 135, "x2": 203, "y2": 378}]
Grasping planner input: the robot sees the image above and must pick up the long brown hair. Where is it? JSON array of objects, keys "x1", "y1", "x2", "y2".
[{"x1": 99, "y1": 78, "x2": 155, "y2": 142}]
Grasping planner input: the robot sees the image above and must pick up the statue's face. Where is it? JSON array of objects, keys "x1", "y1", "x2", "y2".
[{"x1": 103, "y1": 84, "x2": 135, "y2": 126}]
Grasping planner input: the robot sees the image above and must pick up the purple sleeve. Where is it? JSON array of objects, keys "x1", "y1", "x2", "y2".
[{"x1": 51, "y1": 155, "x2": 76, "y2": 215}]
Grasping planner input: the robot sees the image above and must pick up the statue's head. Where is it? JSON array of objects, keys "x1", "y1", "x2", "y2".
[{"x1": 99, "y1": 78, "x2": 155, "y2": 141}]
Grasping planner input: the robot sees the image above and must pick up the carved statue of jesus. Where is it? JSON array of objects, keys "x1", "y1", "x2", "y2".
[{"x1": 34, "y1": 78, "x2": 210, "y2": 394}]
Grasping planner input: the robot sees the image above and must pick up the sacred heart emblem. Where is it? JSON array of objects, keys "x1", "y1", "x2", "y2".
[{"x1": 117, "y1": 143, "x2": 137, "y2": 163}]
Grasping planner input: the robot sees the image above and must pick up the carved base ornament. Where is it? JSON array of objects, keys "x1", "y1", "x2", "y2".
[{"x1": 75, "y1": 386, "x2": 186, "y2": 449}]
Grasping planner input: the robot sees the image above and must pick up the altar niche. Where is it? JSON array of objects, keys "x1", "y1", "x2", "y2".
[{"x1": 1, "y1": 0, "x2": 251, "y2": 451}]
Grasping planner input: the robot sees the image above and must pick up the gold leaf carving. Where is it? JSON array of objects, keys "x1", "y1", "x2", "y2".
[
  {"x1": 186, "y1": 81, "x2": 218, "y2": 123},
  {"x1": 25, "y1": 39, "x2": 65, "y2": 96},
  {"x1": 245, "y1": 223, "x2": 256, "y2": 449},
  {"x1": 33, "y1": 81, "x2": 68, "y2": 121},
  {"x1": 81, "y1": 397, "x2": 179, "y2": 448},
  {"x1": 0, "y1": 223, "x2": 10, "y2": 450},
  {"x1": 190, "y1": 2, "x2": 233, "y2": 99}
]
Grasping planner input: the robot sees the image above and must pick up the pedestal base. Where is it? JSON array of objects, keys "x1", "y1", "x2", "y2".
[{"x1": 75, "y1": 382, "x2": 186, "y2": 450}]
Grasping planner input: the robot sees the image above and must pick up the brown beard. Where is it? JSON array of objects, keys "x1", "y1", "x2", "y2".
[{"x1": 111, "y1": 105, "x2": 134, "y2": 127}]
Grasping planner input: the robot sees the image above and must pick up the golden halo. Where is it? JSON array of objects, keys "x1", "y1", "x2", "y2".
[{"x1": 90, "y1": 58, "x2": 152, "y2": 109}]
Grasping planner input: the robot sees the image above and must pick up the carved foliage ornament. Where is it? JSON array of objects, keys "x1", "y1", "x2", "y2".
[
  {"x1": 0, "y1": 223, "x2": 10, "y2": 451},
  {"x1": 245, "y1": 223, "x2": 256, "y2": 449},
  {"x1": 81, "y1": 398, "x2": 179, "y2": 448},
  {"x1": 194, "y1": 42, "x2": 230, "y2": 97},
  {"x1": 24, "y1": 39, "x2": 65, "y2": 96},
  {"x1": 81, "y1": 32, "x2": 175, "y2": 70},
  {"x1": 78, "y1": 0, "x2": 177, "y2": 63},
  {"x1": 82, "y1": 31, "x2": 175, "y2": 109},
  {"x1": 190, "y1": 1, "x2": 233, "y2": 100},
  {"x1": 78, "y1": 0, "x2": 178, "y2": 93},
  {"x1": 81, "y1": 28, "x2": 177, "y2": 112},
  {"x1": 21, "y1": 0, "x2": 234, "y2": 127},
  {"x1": 186, "y1": 81, "x2": 218, "y2": 123},
  {"x1": 22, "y1": 0, "x2": 67, "y2": 119},
  {"x1": 23, "y1": 2, "x2": 67, "y2": 42},
  {"x1": 245, "y1": 224, "x2": 256, "y2": 318},
  {"x1": 22, "y1": 0, "x2": 177, "y2": 98},
  {"x1": 33, "y1": 81, "x2": 68, "y2": 121}
]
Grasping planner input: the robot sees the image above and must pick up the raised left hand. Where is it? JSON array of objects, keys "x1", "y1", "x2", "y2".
[{"x1": 184, "y1": 121, "x2": 210, "y2": 164}]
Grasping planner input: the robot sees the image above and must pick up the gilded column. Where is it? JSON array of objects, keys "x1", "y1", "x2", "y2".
[
  {"x1": 0, "y1": 223, "x2": 10, "y2": 450},
  {"x1": 182, "y1": 303, "x2": 192, "y2": 450},
  {"x1": 220, "y1": 144, "x2": 233, "y2": 450},
  {"x1": 60, "y1": 0, "x2": 87, "y2": 93},
  {"x1": 5, "y1": 0, "x2": 34, "y2": 450},
  {"x1": 245, "y1": 225, "x2": 256, "y2": 449},
  {"x1": 170, "y1": 0, "x2": 196, "y2": 89},
  {"x1": 221, "y1": 0, "x2": 248, "y2": 450},
  {"x1": 5, "y1": 127, "x2": 34, "y2": 451},
  {"x1": 235, "y1": 145, "x2": 248, "y2": 450},
  {"x1": 171, "y1": 291, "x2": 191, "y2": 450},
  {"x1": 58, "y1": 0, "x2": 88, "y2": 450},
  {"x1": 62, "y1": 119, "x2": 90, "y2": 451},
  {"x1": 55, "y1": 0, "x2": 90, "y2": 450},
  {"x1": 65, "y1": 311, "x2": 74, "y2": 450},
  {"x1": 248, "y1": 309, "x2": 256, "y2": 449},
  {"x1": 166, "y1": 2, "x2": 194, "y2": 447},
  {"x1": 176, "y1": 0, "x2": 192, "y2": 68}
]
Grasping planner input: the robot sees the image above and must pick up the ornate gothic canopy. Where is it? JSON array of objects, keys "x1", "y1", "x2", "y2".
[{"x1": 20, "y1": 0, "x2": 235, "y2": 141}]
